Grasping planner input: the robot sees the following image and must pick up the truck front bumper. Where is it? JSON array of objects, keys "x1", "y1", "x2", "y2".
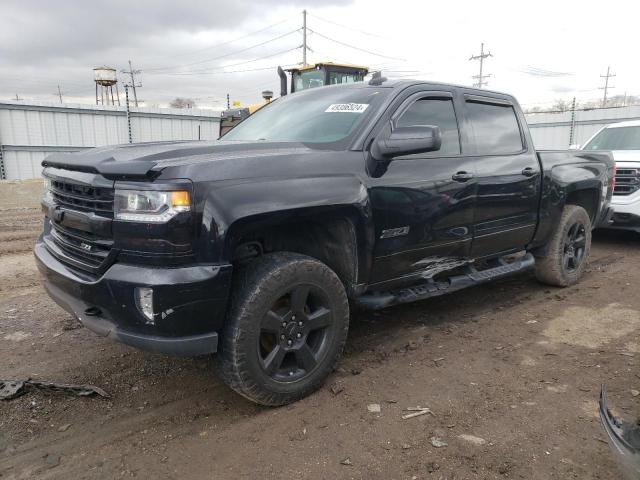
[
  {"x1": 34, "y1": 238, "x2": 233, "y2": 356},
  {"x1": 608, "y1": 189, "x2": 640, "y2": 233}
]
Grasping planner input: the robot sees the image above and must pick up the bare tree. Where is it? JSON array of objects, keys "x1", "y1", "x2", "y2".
[
  {"x1": 551, "y1": 99, "x2": 571, "y2": 112},
  {"x1": 170, "y1": 97, "x2": 197, "y2": 109}
]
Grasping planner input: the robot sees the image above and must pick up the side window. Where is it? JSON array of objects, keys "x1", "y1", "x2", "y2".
[
  {"x1": 396, "y1": 98, "x2": 461, "y2": 155},
  {"x1": 465, "y1": 101, "x2": 523, "y2": 154}
]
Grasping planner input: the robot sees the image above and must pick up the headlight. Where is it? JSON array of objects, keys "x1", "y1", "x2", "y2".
[
  {"x1": 42, "y1": 178, "x2": 53, "y2": 202},
  {"x1": 114, "y1": 189, "x2": 191, "y2": 223}
]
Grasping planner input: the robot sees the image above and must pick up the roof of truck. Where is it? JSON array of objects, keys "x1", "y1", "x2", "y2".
[
  {"x1": 311, "y1": 77, "x2": 518, "y2": 103},
  {"x1": 286, "y1": 61, "x2": 369, "y2": 73}
]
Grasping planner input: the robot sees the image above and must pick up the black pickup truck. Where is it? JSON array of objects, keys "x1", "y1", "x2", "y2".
[{"x1": 35, "y1": 79, "x2": 615, "y2": 405}]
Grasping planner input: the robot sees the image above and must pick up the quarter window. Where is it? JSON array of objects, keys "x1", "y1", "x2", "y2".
[
  {"x1": 466, "y1": 101, "x2": 523, "y2": 154},
  {"x1": 396, "y1": 98, "x2": 461, "y2": 155}
]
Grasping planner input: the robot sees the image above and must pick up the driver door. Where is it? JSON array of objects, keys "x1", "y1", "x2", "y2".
[{"x1": 367, "y1": 90, "x2": 477, "y2": 287}]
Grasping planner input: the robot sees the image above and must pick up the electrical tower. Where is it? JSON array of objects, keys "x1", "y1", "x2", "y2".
[
  {"x1": 122, "y1": 60, "x2": 142, "y2": 107},
  {"x1": 469, "y1": 42, "x2": 492, "y2": 88},
  {"x1": 599, "y1": 66, "x2": 615, "y2": 108},
  {"x1": 54, "y1": 85, "x2": 64, "y2": 103}
]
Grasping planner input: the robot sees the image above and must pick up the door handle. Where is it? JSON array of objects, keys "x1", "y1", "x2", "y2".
[
  {"x1": 452, "y1": 171, "x2": 474, "y2": 182},
  {"x1": 522, "y1": 167, "x2": 538, "y2": 177}
]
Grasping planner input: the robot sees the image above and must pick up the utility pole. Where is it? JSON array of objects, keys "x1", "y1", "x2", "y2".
[
  {"x1": 55, "y1": 85, "x2": 64, "y2": 103},
  {"x1": 469, "y1": 42, "x2": 492, "y2": 88},
  {"x1": 124, "y1": 85, "x2": 133, "y2": 144},
  {"x1": 599, "y1": 66, "x2": 615, "y2": 108},
  {"x1": 122, "y1": 60, "x2": 141, "y2": 107},
  {"x1": 14, "y1": 94, "x2": 23, "y2": 101},
  {"x1": 569, "y1": 97, "x2": 577, "y2": 147},
  {"x1": 226, "y1": 93, "x2": 230, "y2": 109},
  {"x1": 302, "y1": 9, "x2": 308, "y2": 65}
]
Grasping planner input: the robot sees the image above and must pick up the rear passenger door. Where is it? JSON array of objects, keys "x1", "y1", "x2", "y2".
[{"x1": 462, "y1": 94, "x2": 541, "y2": 257}]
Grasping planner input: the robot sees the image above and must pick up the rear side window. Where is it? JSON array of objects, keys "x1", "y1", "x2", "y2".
[
  {"x1": 396, "y1": 98, "x2": 461, "y2": 155},
  {"x1": 465, "y1": 101, "x2": 523, "y2": 155}
]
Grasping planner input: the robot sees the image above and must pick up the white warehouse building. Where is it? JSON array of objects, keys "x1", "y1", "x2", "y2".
[
  {"x1": 0, "y1": 100, "x2": 221, "y2": 180},
  {"x1": 2, "y1": 100, "x2": 639, "y2": 180}
]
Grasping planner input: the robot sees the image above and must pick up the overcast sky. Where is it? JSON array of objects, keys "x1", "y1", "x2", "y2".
[{"x1": 1, "y1": 0, "x2": 638, "y2": 110}]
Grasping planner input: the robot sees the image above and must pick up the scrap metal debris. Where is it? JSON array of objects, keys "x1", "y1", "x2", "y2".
[
  {"x1": 402, "y1": 406, "x2": 435, "y2": 420},
  {"x1": 367, "y1": 403, "x2": 381, "y2": 413},
  {"x1": 0, "y1": 379, "x2": 110, "y2": 400},
  {"x1": 430, "y1": 437, "x2": 448, "y2": 448}
]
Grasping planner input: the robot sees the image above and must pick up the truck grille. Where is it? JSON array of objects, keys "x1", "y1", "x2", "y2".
[
  {"x1": 50, "y1": 178, "x2": 114, "y2": 216},
  {"x1": 45, "y1": 175, "x2": 115, "y2": 274},
  {"x1": 50, "y1": 223, "x2": 113, "y2": 270},
  {"x1": 613, "y1": 168, "x2": 640, "y2": 196}
]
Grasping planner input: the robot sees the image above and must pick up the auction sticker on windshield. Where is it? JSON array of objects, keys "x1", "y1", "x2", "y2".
[{"x1": 325, "y1": 103, "x2": 369, "y2": 113}]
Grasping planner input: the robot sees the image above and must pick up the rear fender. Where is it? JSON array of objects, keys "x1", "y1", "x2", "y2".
[{"x1": 530, "y1": 154, "x2": 611, "y2": 254}]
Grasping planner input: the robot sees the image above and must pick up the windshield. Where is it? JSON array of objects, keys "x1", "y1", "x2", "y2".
[
  {"x1": 222, "y1": 86, "x2": 388, "y2": 145},
  {"x1": 329, "y1": 72, "x2": 365, "y2": 85},
  {"x1": 584, "y1": 126, "x2": 640, "y2": 150},
  {"x1": 293, "y1": 70, "x2": 325, "y2": 91}
]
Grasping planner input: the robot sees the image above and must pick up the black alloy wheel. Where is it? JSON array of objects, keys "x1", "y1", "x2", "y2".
[
  {"x1": 218, "y1": 252, "x2": 349, "y2": 406},
  {"x1": 258, "y1": 284, "x2": 335, "y2": 382},
  {"x1": 563, "y1": 221, "x2": 587, "y2": 272}
]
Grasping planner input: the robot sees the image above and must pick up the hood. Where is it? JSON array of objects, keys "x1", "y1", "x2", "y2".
[
  {"x1": 611, "y1": 150, "x2": 640, "y2": 163},
  {"x1": 42, "y1": 140, "x2": 315, "y2": 178}
]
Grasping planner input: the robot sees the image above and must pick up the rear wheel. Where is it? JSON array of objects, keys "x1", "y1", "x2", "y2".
[
  {"x1": 217, "y1": 252, "x2": 349, "y2": 406},
  {"x1": 535, "y1": 205, "x2": 592, "y2": 287}
]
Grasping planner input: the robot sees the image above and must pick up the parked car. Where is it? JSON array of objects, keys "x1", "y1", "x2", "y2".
[
  {"x1": 35, "y1": 79, "x2": 615, "y2": 405},
  {"x1": 582, "y1": 120, "x2": 640, "y2": 232}
]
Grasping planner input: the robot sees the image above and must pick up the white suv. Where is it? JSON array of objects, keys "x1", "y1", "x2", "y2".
[{"x1": 583, "y1": 120, "x2": 640, "y2": 233}]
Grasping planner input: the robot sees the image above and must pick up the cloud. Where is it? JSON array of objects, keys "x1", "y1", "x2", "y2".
[
  {"x1": 0, "y1": 0, "x2": 638, "y2": 109},
  {"x1": 0, "y1": 0, "x2": 349, "y2": 105},
  {"x1": 0, "y1": 0, "x2": 342, "y2": 63}
]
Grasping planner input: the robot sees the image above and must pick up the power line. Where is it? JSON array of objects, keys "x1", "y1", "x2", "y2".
[
  {"x1": 145, "y1": 18, "x2": 292, "y2": 62},
  {"x1": 514, "y1": 66, "x2": 574, "y2": 77},
  {"x1": 599, "y1": 65, "x2": 616, "y2": 108},
  {"x1": 147, "y1": 49, "x2": 300, "y2": 76},
  {"x1": 469, "y1": 42, "x2": 492, "y2": 88},
  {"x1": 308, "y1": 29, "x2": 405, "y2": 61},
  {"x1": 307, "y1": 12, "x2": 386, "y2": 39},
  {"x1": 144, "y1": 29, "x2": 301, "y2": 73}
]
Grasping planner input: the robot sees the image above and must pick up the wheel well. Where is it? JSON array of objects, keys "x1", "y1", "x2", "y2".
[
  {"x1": 565, "y1": 189, "x2": 599, "y2": 224},
  {"x1": 232, "y1": 216, "x2": 358, "y2": 294}
]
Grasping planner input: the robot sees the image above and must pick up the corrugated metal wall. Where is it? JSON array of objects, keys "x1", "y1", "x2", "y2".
[
  {"x1": 526, "y1": 105, "x2": 640, "y2": 150},
  {"x1": 0, "y1": 101, "x2": 221, "y2": 180}
]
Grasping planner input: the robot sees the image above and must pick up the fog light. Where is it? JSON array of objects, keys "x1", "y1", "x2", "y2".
[{"x1": 135, "y1": 287, "x2": 155, "y2": 324}]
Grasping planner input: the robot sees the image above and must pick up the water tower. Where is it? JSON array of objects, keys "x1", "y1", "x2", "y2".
[{"x1": 94, "y1": 66, "x2": 120, "y2": 106}]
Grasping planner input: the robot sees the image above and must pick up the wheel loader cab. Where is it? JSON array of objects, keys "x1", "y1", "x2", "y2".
[{"x1": 287, "y1": 62, "x2": 369, "y2": 93}]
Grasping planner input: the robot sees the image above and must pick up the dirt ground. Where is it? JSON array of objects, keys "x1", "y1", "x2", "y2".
[{"x1": 1, "y1": 180, "x2": 639, "y2": 479}]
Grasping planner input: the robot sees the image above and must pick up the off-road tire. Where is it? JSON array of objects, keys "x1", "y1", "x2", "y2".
[
  {"x1": 217, "y1": 252, "x2": 350, "y2": 406},
  {"x1": 535, "y1": 205, "x2": 592, "y2": 287}
]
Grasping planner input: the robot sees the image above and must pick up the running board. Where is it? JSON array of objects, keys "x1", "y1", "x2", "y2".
[{"x1": 357, "y1": 253, "x2": 535, "y2": 310}]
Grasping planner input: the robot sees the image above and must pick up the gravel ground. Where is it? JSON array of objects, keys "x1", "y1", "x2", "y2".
[{"x1": 1, "y1": 180, "x2": 639, "y2": 479}]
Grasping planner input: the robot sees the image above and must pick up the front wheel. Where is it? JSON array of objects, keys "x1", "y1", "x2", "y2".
[
  {"x1": 535, "y1": 205, "x2": 592, "y2": 287},
  {"x1": 217, "y1": 252, "x2": 349, "y2": 406}
]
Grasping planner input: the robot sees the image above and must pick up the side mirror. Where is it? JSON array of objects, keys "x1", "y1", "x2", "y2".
[{"x1": 371, "y1": 125, "x2": 442, "y2": 161}]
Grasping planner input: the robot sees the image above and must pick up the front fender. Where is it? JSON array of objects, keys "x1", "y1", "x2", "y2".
[{"x1": 197, "y1": 175, "x2": 374, "y2": 283}]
